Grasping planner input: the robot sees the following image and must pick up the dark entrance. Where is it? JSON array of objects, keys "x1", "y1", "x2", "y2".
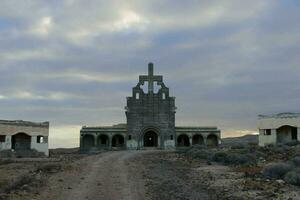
[
  {"x1": 98, "y1": 134, "x2": 109, "y2": 148},
  {"x1": 292, "y1": 127, "x2": 298, "y2": 140},
  {"x1": 112, "y1": 134, "x2": 125, "y2": 147},
  {"x1": 12, "y1": 133, "x2": 31, "y2": 150},
  {"x1": 177, "y1": 134, "x2": 190, "y2": 147},
  {"x1": 207, "y1": 134, "x2": 218, "y2": 147},
  {"x1": 192, "y1": 134, "x2": 204, "y2": 145},
  {"x1": 82, "y1": 135, "x2": 95, "y2": 150},
  {"x1": 144, "y1": 131, "x2": 158, "y2": 147}
]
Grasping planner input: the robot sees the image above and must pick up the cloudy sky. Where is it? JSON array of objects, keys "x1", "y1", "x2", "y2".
[{"x1": 0, "y1": 0, "x2": 299, "y2": 148}]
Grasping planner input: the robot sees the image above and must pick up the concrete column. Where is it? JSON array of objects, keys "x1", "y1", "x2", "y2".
[
  {"x1": 94, "y1": 134, "x2": 97, "y2": 147},
  {"x1": 297, "y1": 128, "x2": 300, "y2": 141},
  {"x1": 189, "y1": 136, "x2": 193, "y2": 146},
  {"x1": 271, "y1": 129, "x2": 277, "y2": 144},
  {"x1": 109, "y1": 134, "x2": 112, "y2": 150},
  {"x1": 203, "y1": 136, "x2": 207, "y2": 146}
]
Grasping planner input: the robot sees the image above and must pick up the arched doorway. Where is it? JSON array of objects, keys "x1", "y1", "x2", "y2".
[
  {"x1": 98, "y1": 134, "x2": 109, "y2": 148},
  {"x1": 277, "y1": 125, "x2": 298, "y2": 143},
  {"x1": 82, "y1": 135, "x2": 95, "y2": 150},
  {"x1": 112, "y1": 134, "x2": 125, "y2": 147},
  {"x1": 207, "y1": 134, "x2": 218, "y2": 147},
  {"x1": 177, "y1": 134, "x2": 190, "y2": 147},
  {"x1": 192, "y1": 134, "x2": 204, "y2": 145},
  {"x1": 143, "y1": 131, "x2": 158, "y2": 147},
  {"x1": 12, "y1": 133, "x2": 31, "y2": 150}
]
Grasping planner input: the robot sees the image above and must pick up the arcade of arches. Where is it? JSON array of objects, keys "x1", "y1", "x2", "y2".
[{"x1": 82, "y1": 134, "x2": 126, "y2": 150}]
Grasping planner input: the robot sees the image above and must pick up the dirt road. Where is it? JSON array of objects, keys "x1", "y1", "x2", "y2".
[
  {"x1": 38, "y1": 151, "x2": 148, "y2": 200},
  {"x1": 37, "y1": 150, "x2": 213, "y2": 200}
]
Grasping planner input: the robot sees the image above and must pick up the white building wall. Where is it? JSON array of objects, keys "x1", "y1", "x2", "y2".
[
  {"x1": 258, "y1": 113, "x2": 300, "y2": 146},
  {"x1": 0, "y1": 136, "x2": 11, "y2": 150},
  {"x1": 259, "y1": 129, "x2": 277, "y2": 147},
  {"x1": 30, "y1": 136, "x2": 49, "y2": 156},
  {"x1": 0, "y1": 121, "x2": 49, "y2": 156}
]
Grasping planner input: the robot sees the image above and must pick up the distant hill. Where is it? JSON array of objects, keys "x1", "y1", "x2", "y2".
[{"x1": 221, "y1": 134, "x2": 258, "y2": 146}]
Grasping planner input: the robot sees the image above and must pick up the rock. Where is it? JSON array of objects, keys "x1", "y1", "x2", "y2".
[{"x1": 276, "y1": 179, "x2": 285, "y2": 184}]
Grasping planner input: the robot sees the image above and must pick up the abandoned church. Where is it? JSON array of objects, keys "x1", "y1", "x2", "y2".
[{"x1": 80, "y1": 63, "x2": 221, "y2": 151}]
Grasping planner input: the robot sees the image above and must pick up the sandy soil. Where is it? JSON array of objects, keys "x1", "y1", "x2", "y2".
[
  {"x1": 1, "y1": 149, "x2": 300, "y2": 200},
  {"x1": 38, "y1": 151, "x2": 147, "y2": 200}
]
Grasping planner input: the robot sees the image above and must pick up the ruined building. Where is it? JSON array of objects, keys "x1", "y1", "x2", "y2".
[
  {"x1": 80, "y1": 63, "x2": 221, "y2": 151},
  {"x1": 258, "y1": 113, "x2": 300, "y2": 146},
  {"x1": 0, "y1": 120, "x2": 49, "y2": 156}
]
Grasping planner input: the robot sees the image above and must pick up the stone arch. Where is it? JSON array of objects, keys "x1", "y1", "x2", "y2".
[
  {"x1": 112, "y1": 134, "x2": 125, "y2": 147},
  {"x1": 192, "y1": 134, "x2": 204, "y2": 145},
  {"x1": 207, "y1": 134, "x2": 218, "y2": 147},
  {"x1": 143, "y1": 129, "x2": 159, "y2": 147},
  {"x1": 12, "y1": 132, "x2": 31, "y2": 150},
  {"x1": 97, "y1": 134, "x2": 109, "y2": 148},
  {"x1": 277, "y1": 125, "x2": 298, "y2": 143},
  {"x1": 177, "y1": 134, "x2": 190, "y2": 147},
  {"x1": 82, "y1": 134, "x2": 95, "y2": 150}
]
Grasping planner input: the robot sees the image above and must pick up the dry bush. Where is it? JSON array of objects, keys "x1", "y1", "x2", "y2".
[
  {"x1": 212, "y1": 151, "x2": 257, "y2": 166},
  {"x1": 1, "y1": 173, "x2": 42, "y2": 193},
  {"x1": 263, "y1": 163, "x2": 293, "y2": 179},
  {"x1": 36, "y1": 163, "x2": 62, "y2": 174},
  {"x1": 284, "y1": 168, "x2": 300, "y2": 186},
  {"x1": 15, "y1": 149, "x2": 45, "y2": 158},
  {"x1": 292, "y1": 156, "x2": 300, "y2": 167}
]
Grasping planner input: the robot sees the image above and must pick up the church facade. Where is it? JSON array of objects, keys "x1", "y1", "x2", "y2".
[{"x1": 80, "y1": 63, "x2": 221, "y2": 151}]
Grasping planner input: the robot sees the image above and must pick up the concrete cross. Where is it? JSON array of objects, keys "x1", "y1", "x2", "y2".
[{"x1": 139, "y1": 63, "x2": 162, "y2": 94}]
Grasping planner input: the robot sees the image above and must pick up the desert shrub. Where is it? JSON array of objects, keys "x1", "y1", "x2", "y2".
[
  {"x1": 230, "y1": 144, "x2": 245, "y2": 150},
  {"x1": 263, "y1": 163, "x2": 293, "y2": 179},
  {"x1": 184, "y1": 147, "x2": 213, "y2": 160},
  {"x1": 292, "y1": 156, "x2": 300, "y2": 167},
  {"x1": 0, "y1": 150, "x2": 15, "y2": 158},
  {"x1": 284, "y1": 141, "x2": 300, "y2": 147},
  {"x1": 2, "y1": 173, "x2": 40, "y2": 193},
  {"x1": 212, "y1": 151, "x2": 227, "y2": 163},
  {"x1": 284, "y1": 170, "x2": 300, "y2": 186},
  {"x1": 0, "y1": 159, "x2": 13, "y2": 165},
  {"x1": 224, "y1": 153, "x2": 257, "y2": 166},
  {"x1": 15, "y1": 149, "x2": 45, "y2": 158},
  {"x1": 36, "y1": 163, "x2": 62, "y2": 174},
  {"x1": 211, "y1": 151, "x2": 257, "y2": 166}
]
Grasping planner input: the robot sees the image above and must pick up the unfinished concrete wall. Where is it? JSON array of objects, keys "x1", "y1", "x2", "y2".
[
  {"x1": 258, "y1": 113, "x2": 300, "y2": 146},
  {"x1": 0, "y1": 120, "x2": 49, "y2": 156}
]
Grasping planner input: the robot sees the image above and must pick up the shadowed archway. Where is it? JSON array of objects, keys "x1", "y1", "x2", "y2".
[
  {"x1": 177, "y1": 134, "x2": 190, "y2": 147},
  {"x1": 207, "y1": 134, "x2": 218, "y2": 147},
  {"x1": 82, "y1": 135, "x2": 95, "y2": 150},
  {"x1": 143, "y1": 131, "x2": 158, "y2": 147},
  {"x1": 12, "y1": 132, "x2": 31, "y2": 150},
  {"x1": 112, "y1": 134, "x2": 125, "y2": 147},
  {"x1": 98, "y1": 134, "x2": 109, "y2": 148},
  {"x1": 192, "y1": 134, "x2": 204, "y2": 145}
]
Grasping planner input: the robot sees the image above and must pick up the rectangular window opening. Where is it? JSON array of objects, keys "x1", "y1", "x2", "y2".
[
  {"x1": 37, "y1": 136, "x2": 44, "y2": 143},
  {"x1": 128, "y1": 135, "x2": 132, "y2": 140},
  {"x1": 162, "y1": 93, "x2": 166, "y2": 100},
  {"x1": 136, "y1": 93, "x2": 140, "y2": 99},
  {"x1": 0, "y1": 135, "x2": 5, "y2": 142},
  {"x1": 264, "y1": 129, "x2": 271, "y2": 135}
]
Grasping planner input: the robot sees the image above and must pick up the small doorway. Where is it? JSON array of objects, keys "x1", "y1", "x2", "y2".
[{"x1": 144, "y1": 131, "x2": 158, "y2": 147}]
